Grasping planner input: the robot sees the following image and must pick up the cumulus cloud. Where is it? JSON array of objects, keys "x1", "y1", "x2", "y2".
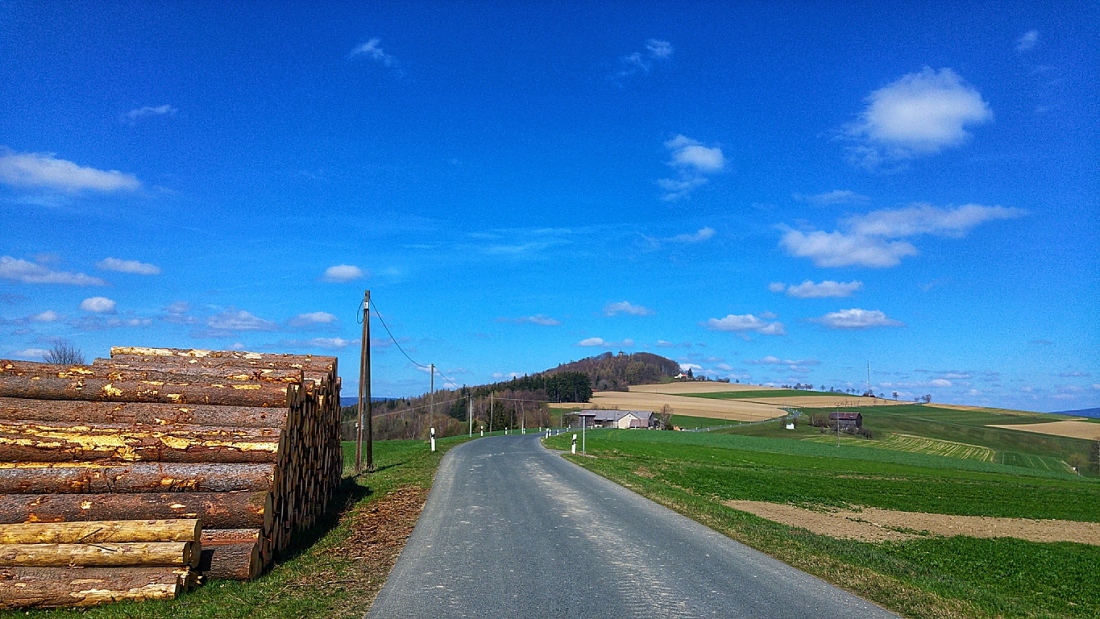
[
  {"x1": 794, "y1": 190, "x2": 870, "y2": 206},
  {"x1": 288, "y1": 311, "x2": 338, "y2": 328},
  {"x1": 843, "y1": 68, "x2": 992, "y2": 168},
  {"x1": 659, "y1": 135, "x2": 725, "y2": 201},
  {"x1": 80, "y1": 296, "x2": 116, "y2": 313},
  {"x1": 14, "y1": 348, "x2": 50, "y2": 360},
  {"x1": 32, "y1": 310, "x2": 59, "y2": 322},
  {"x1": 780, "y1": 203, "x2": 1024, "y2": 268},
  {"x1": 813, "y1": 308, "x2": 903, "y2": 329},
  {"x1": 96, "y1": 257, "x2": 160, "y2": 275},
  {"x1": 706, "y1": 314, "x2": 786, "y2": 336},
  {"x1": 746, "y1": 356, "x2": 820, "y2": 373},
  {"x1": 321, "y1": 264, "x2": 367, "y2": 282},
  {"x1": 773, "y1": 280, "x2": 863, "y2": 298},
  {"x1": 350, "y1": 38, "x2": 397, "y2": 67},
  {"x1": 1016, "y1": 30, "x2": 1039, "y2": 52},
  {"x1": 929, "y1": 378, "x2": 952, "y2": 387},
  {"x1": 498, "y1": 314, "x2": 561, "y2": 326},
  {"x1": 303, "y1": 337, "x2": 354, "y2": 350},
  {"x1": 604, "y1": 301, "x2": 654, "y2": 317},
  {"x1": 123, "y1": 104, "x2": 177, "y2": 122},
  {"x1": 0, "y1": 148, "x2": 141, "y2": 193},
  {"x1": 0, "y1": 256, "x2": 106, "y2": 286}
]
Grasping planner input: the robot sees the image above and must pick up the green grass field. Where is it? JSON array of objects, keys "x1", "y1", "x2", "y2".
[
  {"x1": 2, "y1": 437, "x2": 462, "y2": 619},
  {"x1": 668, "y1": 414, "x2": 739, "y2": 429},
  {"x1": 544, "y1": 429, "x2": 1100, "y2": 619}
]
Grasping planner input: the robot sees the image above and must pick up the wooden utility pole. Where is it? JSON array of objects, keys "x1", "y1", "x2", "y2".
[{"x1": 356, "y1": 290, "x2": 372, "y2": 472}]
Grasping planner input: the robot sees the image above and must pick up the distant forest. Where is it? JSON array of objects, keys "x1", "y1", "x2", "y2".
[{"x1": 341, "y1": 351, "x2": 681, "y2": 441}]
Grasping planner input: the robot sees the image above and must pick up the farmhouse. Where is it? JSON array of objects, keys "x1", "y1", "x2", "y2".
[
  {"x1": 829, "y1": 411, "x2": 863, "y2": 430},
  {"x1": 575, "y1": 409, "x2": 655, "y2": 429}
]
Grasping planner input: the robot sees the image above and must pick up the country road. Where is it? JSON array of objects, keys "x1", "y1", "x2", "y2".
[{"x1": 366, "y1": 434, "x2": 898, "y2": 618}]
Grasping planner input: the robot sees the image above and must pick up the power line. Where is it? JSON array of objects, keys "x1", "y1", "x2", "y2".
[{"x1": 366, "y1": 297, "x2": 430, "y2": 370}]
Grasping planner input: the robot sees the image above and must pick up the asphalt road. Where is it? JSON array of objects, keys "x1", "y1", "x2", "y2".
[{"x1": 367, "y1": 433, "x2": 898, "y2": 618}]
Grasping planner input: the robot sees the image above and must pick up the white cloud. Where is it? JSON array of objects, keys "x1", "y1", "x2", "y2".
[
  {"x1": 844, "y1": 68, "x2": 992, "y2": 167},
  {"x1": 767, "y1": 282, "x2": 786, "y2": 293},
  {"x1": 659, "y1": 135, "x2": 725, "y2": 200},
  {"x1": 80, "y1": 296, "x2": 116, "y2": 313},
  {"x1": 350, "y1": 38, "x2": 397, "y2": 67},
  {"x1": 207, "y1": 310, "x2": 277, "y2": 331},
  {"x1": 679, "y1": 363, "x2": 703, "y2": 372},
  {"x1": 612, "y1": 39, "x2": 674, "y2": 80},
  {"x1": 794, "y1": 190, "x2": 870, "y2": 206},
  {"x1": 578, "y1": 337, "x2": 607, "y2": 347},
  {"x1": 96, "y1": 257, "x2": 161, "y2": 275},
  {"x1": 645, "y1": 39, "x2": 673, "y2": 59},
  {"x1": 124, "y1": 104, "x2": 177, "y2": 121},
  {"x1": 321, "y1": 264, "x2": 367, "y2": 282},
  {"x1": 498, "y1": 315, "x2": 561, "y2": 326},
  {"x1": 780, "y1": 204, "x2": 1024, "y2": 268},
  {"x1": 0, "y1": 148, "x2": 141, "y2": 192},
  {"x1": 1016, "y1": 30, "x2": 1039, "y2": 52},
  {"x1": 32, "y1": 310, "x2": 59, "y2": 322},
  {"x1": 604, "y1": 301, "x2": 654, "y2": 317},
  {"x1": 706, "y1": 314, "x2": 786, "y2": 336},
  {"x1": 780, "y1": 230, "x2": 918, "y2": 268},
  {"x1": 813, "y1": 308, "x2": 903, "y2": 329},
  {"x1": 289, "y1": 311, "x2": 338, "y2": 328},
  {"x1": 780, "y1": 280, "x2": 863, "y2": 298},
  {"x1": 0, "y1": 257, "x2": 106, "y2": 286},
  {"x1": 669, "y1": 227, "x2": 716, "y2": 243},
  {"x1": 303, "y1": 337, "x2": 354, "y2": 350},
  {"x1": 849, "y1": 203, "x2": 1025, "y2": 239},
  {"x1": 930, "y1": 378, "x2": 952, "y2": 387},
  {"x1": 746, "y1": 356, "x2": 820, "y2": 373},
  {"x1": 14, "y1": 348, "x2": 49, "y2": 360}
]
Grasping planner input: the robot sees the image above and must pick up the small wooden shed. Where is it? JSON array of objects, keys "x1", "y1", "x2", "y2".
[{"x1": 829, "y1": 411, "x2": 863, "y2": 430}]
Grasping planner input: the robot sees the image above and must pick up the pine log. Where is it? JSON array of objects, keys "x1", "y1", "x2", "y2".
[
  {"x1": 0, "y1": 376, "x2": 288, "y2": 407},
  {"x1": 200, "y1": 528, "x2": 258, "y2": 545},
  {"x1": 101, "y1": 354, "x2": 336, "y2": 375},
  {"x1": 0, "y1": 541, "x2": 198, "y2": 568},
  {"x1": 0, "y1": 566, "x2": 188, "y2": 609},
  {"x1": 199, "y1": 540, "x2": 261, "y2": 580},
  {"x1": 0, "y1": 360, "x2": 302, "y2": 384},
  {"x1": 0, "y1": 491, "x2": 272, "y2": 531},
  {"x1": 0, "y1": 519, "x2": 200, "y2": 544},
  {"x1": 0, "y1": 421, "x2": 280, "y2": 464},
  {"x1": 0, "y1": 462, "x2": 276, "y2": 494},
  {"x1": 0, "y1": 396, "x2": 286, "y2": 427},
  {"x1": 111, "y1": 346, "x2": 336, "y2": 367}
]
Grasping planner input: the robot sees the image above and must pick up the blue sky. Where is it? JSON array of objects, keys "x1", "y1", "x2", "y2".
[{"x1": 1, "y1": 1, "x2": 1097, "y2": 412}]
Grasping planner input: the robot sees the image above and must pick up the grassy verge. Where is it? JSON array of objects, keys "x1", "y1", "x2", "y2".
[
  {"x1": 544, "y1": 430, "x2": 1100, "y2": 619},
  {"x1": 3, "y1": 436, "x2": 467, "y2": 619}
]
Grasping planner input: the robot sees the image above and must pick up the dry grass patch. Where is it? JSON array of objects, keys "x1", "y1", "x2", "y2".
[
  {"x1": 724, "y1": 501, "x2": 1100, "y2": 545},
  {"x1": 989, "y1": 420, "x2": 1100, "y2": 440},
  {"x1": 587, "y1": 391, "x2": 783, "y2": 421}
]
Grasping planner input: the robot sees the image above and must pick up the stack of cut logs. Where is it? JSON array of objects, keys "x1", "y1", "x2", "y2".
[{"x1": 0, "y1": 347, "x2": 342, "y2": 608}]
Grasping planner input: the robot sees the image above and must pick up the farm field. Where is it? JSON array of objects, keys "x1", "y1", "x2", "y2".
[
  {"x1": 990, "y1": 419, "x2": 1100, "y2": 440},
  {"x1": 802, "y1": 432, "x2": 996, "y2": 462},
  {"x1": 544, "y1": 428, "x2": 1100, "y2": 619},
  {"x1": 548, "y1": 390, "x2": 784, "y2": 422}
]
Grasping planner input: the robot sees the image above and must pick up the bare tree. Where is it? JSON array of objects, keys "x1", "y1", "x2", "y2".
[
  {"x1": 43, "y1": 339, "x2": 84, "y2": 365},
  {"x1": 658, "y1": 404, "x2": 674, "y2": 430}
]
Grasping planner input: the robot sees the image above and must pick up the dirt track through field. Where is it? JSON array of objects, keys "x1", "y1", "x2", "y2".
[{"x1": 724, "y1": 501, "x2": 1100, "y2": 545}]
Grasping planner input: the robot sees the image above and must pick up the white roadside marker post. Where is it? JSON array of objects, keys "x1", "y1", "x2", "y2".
[
  {"x1": 430, "y1": 427, "x2": 436, "y2": 453},
  {"x1": 571, "y1": 434, "x2": 577, "y2": 455}
]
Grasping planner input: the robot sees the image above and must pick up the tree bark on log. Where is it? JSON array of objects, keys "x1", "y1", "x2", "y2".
[
  {"x1": 0, "y1": 541, "x2": 198, "y2": 568},
  {"x1": 100, "y1": 354, "x2": 336, "y2": 376},
  {"x1": 0, "y1": 491, "x2": 272, "y2": 531},
  {"x1": 0, "y1": 519, "x2": 200, "y2": 544},
  {"x1": 0, "y1": 462, "x2": 275, "y2": 494},
  {"x1": 0, "y1": 397, "x2": 286, "y2": 428},
  {"x1": 0, "y1": 422, "x2": 280, "y2": 464},
  {"x1": 0, "y1": 376, "x2": 288, "y2": 407},
  {"x1": 0, "y1": 360, "x2": 302, "y2": 385},
  {"x1": 198, "y1": 540, "x2": 260, "y2": 580},
  {"x1": 0, "y1": 566, "x2": 189, "y2": 609},
  {"x1": 110, "y1": 346, "x2": 335, "y2": 367}
]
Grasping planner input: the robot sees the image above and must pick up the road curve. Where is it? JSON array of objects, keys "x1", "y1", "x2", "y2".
[{"x1": 367, "y1": 434, "x2": 897, "y2": 618}]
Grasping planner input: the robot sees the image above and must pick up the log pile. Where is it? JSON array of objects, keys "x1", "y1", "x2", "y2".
[{"x1": 0, "y1": 347, "x2": 342, "y2": 607}]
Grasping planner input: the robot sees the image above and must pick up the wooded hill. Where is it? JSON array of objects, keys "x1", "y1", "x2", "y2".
[{"x1": 341, "y1": 351, "x2": 682, "y2": 441}]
